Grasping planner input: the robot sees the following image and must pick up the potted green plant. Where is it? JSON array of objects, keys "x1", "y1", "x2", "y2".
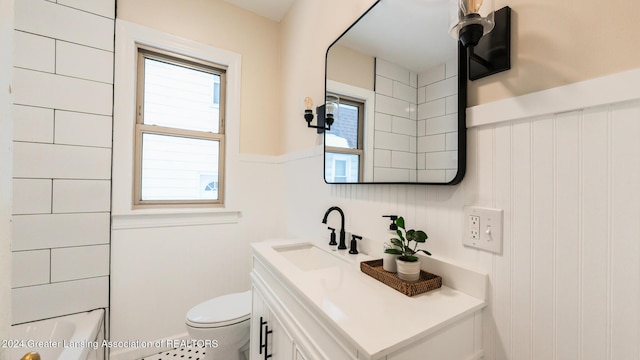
[{"x1": 383, "y1": 216, "x2": 431, "y2": 281}]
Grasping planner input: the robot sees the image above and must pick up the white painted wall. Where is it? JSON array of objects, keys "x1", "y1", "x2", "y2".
[
  {"x1": 117, "y1": 0, "x2": 281, "y2": 156},
  {"x1": 280, "y1": 70, "x2": 640, "y2": 360},
  {"x1": 109, "y1": 156, "x2": 284, "y2": 359},
  {"x1": 109, "y1": 20, "x2": 286, "y2": 359},
  {"x1": 0, "y1": 0, "x2": 13, "y2": 358}
]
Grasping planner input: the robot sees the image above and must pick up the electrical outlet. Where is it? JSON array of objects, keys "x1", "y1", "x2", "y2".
[
  {"x1": 463, "y1": 206, "x2": 503, "y2": 254},
  {"x1": 469, "y1": 215, "x2": 480, "y2": 240}
]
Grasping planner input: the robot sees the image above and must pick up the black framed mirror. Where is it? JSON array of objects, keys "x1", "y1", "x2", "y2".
[{"x1": 324, "y1": 0, "x2": 466, "y2": 185}]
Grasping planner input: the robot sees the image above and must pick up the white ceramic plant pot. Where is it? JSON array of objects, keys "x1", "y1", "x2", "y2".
[
  {"x1": 396, "y1": 258, "x2": 421, "y2": 282},
  {"x1": 382, "y1": 253, "x2": 399, "y2": 272}
]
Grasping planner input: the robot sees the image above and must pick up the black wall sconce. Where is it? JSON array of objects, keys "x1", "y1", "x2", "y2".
[
  {"x1": 450, "y1": 0, "x2": 511, "y2": 80},
  {"x1": 304, "y1": 95, "x2": 339, "y2": 134}
]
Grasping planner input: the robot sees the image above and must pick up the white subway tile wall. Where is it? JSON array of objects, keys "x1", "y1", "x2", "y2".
[
  {"x1": 417, "y1": 59, "x2": 458, "y2": 181},
  {"x1": 12, "y1": 212, "x2": 110, "y2": 253},
  {"x1": 52, "y1": 180, "x2": 111, "y2": 213},
  {"x1": 12, "y1": 277, "x2": 109, "y2": 324},
  {"x1": 12, "y1": 105, "x2": 54, "y2": 143},
  {"x1": 373, "y1": 59, "x2": 417, "y2": 181},
  {"x1": 56, "y1": 41, "x2": 114, "y2": 83},
  {"x1": 373, "y1": 57, "x2": 458, "y2": 181},
  {"x1": 13, "y1": 68, "x2": 113, "y2": 114},
  {"x1": 14, "y1": 0, "x2": 114, "y2": 51},
  {"x1": 12, "y1": 31, "x2": 55, "y2": 73},
  {"x1": 13, "y1": 142, "x2": 111, "y2": 179},
  {"x1": 12, "y1": 179, "x2": 52, "y2": 215},
  {"x1": 11, "y1": 0, "x2": 114, "y2": 324},
  {"x1": 54, "y1": 111, "x2": 113, "y2": 148},
  {"x1": 12, "y1": 250, "x2": 50, "y2": 288},
  {"x1": 51, "y1": 245, "x2": 110, "y2": 282}
]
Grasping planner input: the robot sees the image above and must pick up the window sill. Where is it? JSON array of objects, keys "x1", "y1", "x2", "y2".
[{"x1": 111, "y1": 208, "x2": 240, "y2": 230}]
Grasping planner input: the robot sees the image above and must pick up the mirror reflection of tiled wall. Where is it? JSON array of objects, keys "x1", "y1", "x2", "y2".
[{"x1": 373, "y1": 57, "x2": 458, "y2": 182}]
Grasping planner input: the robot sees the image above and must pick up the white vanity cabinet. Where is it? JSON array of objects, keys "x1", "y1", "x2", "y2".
[
  {"x1": 250, "y1": 287, "x2": 294, "y2": 360},
  {"x1": 250, "y1": 240, "x2": 487, "y2": 360},
  {"x1": 251, "y1": 256, "x2": 359, "y2": 360}
]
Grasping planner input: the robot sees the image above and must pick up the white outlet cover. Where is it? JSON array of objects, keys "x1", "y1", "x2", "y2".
[{"x1": 463, "y1": 206, "x2": 503, "y2": 254}]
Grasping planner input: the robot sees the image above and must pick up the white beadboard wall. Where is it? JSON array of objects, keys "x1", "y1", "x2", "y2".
[
  {"x1": 283, "y1": 69, "x2": 640, "y2": 360},
  {"x1": 11, "y1": 0, "x2": 114, "y2": 324}
]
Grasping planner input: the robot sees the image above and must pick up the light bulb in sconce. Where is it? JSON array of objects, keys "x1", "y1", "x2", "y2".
[
  {"x1": 326, "y1": 102, "x2": 334, "y2": 115},
  {"x1": 459, "y1": 0, "x2": 483, "y2": 16},
  {"x1": 304, "y1": 96, "x2": 313, "y2": 111},
  {"x1": 449, "y1": 0, "x2": 494, "y2": 48},
  {"x1": 324, "y1": 95, "x2": 340, "y2": 127},
  {"x1": 304, "y1": 96, "x2": 314, "y2": 124}
]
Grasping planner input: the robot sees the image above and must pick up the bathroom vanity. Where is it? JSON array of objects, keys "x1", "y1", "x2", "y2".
[{"x1": 250, "y1": 240, "x2": 487, "y2": 360}]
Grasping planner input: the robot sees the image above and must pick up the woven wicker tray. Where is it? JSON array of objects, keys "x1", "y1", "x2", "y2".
[{"x1": 360, "y1": 259, "x2": 442, "y2": 297}]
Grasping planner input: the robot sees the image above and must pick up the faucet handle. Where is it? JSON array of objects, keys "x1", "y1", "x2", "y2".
[
  {"x1": 327, "y1": 227, "x2": 337, "y2": 246},
  {"x1": 349, "y1": 234, "x2": 362, "y2": 254},
  {"x1": 382, "y1": 215, "x2": 398, "y2": 230}
]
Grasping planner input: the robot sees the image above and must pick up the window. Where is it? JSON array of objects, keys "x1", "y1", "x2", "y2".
[
  {"x1": 324, "y1": 95, "x2": 364, "y2": 182},
  {"x1": 135, "y1": 47, "x2": 226, "y2": 207}
]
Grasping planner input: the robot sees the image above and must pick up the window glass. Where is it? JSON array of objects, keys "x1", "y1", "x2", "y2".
[
  {"x1": 324, "y1": 95, "x2": 364, "y2": 183},
  {"x1": 327, "y1": 102, "x2": 359, "y2": 149},
  {"x1": 324, "y1": 152, "x2": 360, "y2": 183},
  {"x1": 140, "y1": 133, "x2": 220, "y2": 201},
  {"x1": 143, "y1": 58, "x2": 221, "y2": 133}
]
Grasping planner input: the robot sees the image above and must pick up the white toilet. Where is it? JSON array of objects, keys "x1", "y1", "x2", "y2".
[{"x1": 185, "y1": 290, "x2": 252, "y2": 360}]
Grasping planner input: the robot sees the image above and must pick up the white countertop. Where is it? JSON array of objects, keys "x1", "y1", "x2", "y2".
[{"x1": 251, "y1": 239, "x2": 486, "y2": 358}]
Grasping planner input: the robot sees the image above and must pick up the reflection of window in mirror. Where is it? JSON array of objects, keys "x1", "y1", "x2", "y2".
[{"x1": 324, "y1": 94, "x2": 364, "y2": 183}]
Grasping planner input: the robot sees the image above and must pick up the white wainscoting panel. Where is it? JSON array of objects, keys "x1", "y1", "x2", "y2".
[{"x1": 281, "y1": 70, "x2": 640, "y2": 360}]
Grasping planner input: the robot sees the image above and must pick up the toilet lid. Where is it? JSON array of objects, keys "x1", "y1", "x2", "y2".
[{"x1": 186, "y1": 290, "x2": 251, "y2": 327}]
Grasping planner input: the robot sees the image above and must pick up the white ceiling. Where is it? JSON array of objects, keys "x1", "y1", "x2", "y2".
[
  {"x1": 223, "y1": 0, "x2": 294, "y2": 22},
  {"x1": 224, "y1": 0, "x2": 457, "y2": 73},
  {"x1": 336, "y1": 0, "x2": 457, "y2": 73}
]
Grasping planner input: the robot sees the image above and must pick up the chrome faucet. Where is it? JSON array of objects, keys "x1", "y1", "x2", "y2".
[{"x1": 322, "y1": 206, "x2": 347, "y2": 249}]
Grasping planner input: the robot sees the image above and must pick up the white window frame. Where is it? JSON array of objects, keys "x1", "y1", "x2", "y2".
[
  {"x1": 326, "y1": 80, "x2": 375, "y2": 182},
  {"x1": 134, "y1": 47, "x2": 227, "y2": 208},
  {"x1": 112, "y1": 20, "x2": 241, "y2": 228},
  {"x1": 324, "y1": 94, "x2": 365, "y2": 182}
]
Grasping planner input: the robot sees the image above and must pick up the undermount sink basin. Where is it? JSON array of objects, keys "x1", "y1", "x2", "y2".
[{"x1": 274, "y1": 243, "x2": 348, "y2": 271}]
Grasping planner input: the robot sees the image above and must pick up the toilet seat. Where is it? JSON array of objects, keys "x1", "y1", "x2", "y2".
[{"x1": 186, "y1": 290, "x2": 251, "y2": 329}]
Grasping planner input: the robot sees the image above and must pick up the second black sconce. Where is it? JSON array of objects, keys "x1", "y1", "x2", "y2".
[
  {"x1": 450, "y1": 0, "x2": 511, "y2": 80},
  {"x1": 304, "y1": 95, "x2": 339, "y2": 134}
]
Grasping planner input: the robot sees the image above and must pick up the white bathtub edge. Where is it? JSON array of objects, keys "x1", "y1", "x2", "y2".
[{"x1": 10, "y1": 309, "x2": 105, "y2": 360}]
